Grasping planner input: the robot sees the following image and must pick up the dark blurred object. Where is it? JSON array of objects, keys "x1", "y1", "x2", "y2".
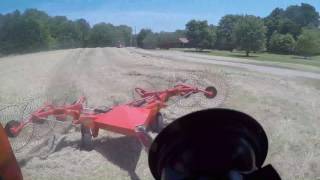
[
  {"x1": 148, "y1": 108, "x2": 281, "y2": 180},
  {"x1": 0, "y1": 123, "x2": 23, "y2": 180}
]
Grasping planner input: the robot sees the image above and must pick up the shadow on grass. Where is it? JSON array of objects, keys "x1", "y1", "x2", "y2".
[
  {"x1": 292, "y1": 56, "x2": 311, "y2": 60},
  {"x1": 21, "y1": 135, "x2": 143, "y2": 180},
  {"x1": 94, "y1": 136, "x2": 142, "y2": 180},
  {"x1": 183, "y1": 49, "x2": 262, "y2": 58},
  {"x1": 183, "y1": 50, "x2": 211, "y2": 53},
  {"x1": 227, "y1": 54, "x2": 259, "y2": 58}
]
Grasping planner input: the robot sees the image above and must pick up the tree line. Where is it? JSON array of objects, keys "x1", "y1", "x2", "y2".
[
  {"x1": 138, "y1": 3, "x2": 320, "y2": 57},
  {"x1": 136, "y1": 29, "x2": 186, "y2": 49},
  {"x1": 1, "y1": 3, "x2": 319, "y2": 58},
  {"x1": 0, "y1": 9, "x2": 132, "y2": 55}
]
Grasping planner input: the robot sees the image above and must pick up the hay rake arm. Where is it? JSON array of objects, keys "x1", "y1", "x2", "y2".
[{"x1": 5, "y1": 83, "x2": 217, "y2": 150}]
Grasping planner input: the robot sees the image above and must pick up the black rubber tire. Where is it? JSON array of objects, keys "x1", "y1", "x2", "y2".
[
  {"x1": 80, "y1": 125, "x2": 93, "y2": 151},
  {"x1": 150, "y1": 113, "x2": 165, "y2": 133},
  {"x1": 5, "y1": 120, "x2": 20, "y2": 138},
  {"x1": 205, "y1": 86, "x2": 218, "y2": 99}
]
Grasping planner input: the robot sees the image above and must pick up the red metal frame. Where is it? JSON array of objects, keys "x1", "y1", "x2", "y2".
[{"x1": 7, "y1": 84, "x2": 215, "y2": 149}]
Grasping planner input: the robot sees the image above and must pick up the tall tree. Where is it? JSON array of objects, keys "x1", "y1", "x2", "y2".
[
  {"x1": 216, "y1": 15, "x2": 242, "y2": 51},
  {"x1": 285, "y1": 3, "x2": 320, "y2": 27},
  {"x1": 114, "y1": 25, "x2": 132, "y2": 46},
  {"x1": 233, "y1": 15, "x2": 266, "y2": 56},
  {"x1": 158, "y1": 31, "x2": 181, "y2": 49},
  {"x1": 23, "y1": 9, "x2": 50, "y2": 24},
  {"x1": 137, "y1": 29, "x2": 153, "y2": 48},
  {"x1": 142, "y1": 33, "x2": 159, "y2": 49},
  {"x1": 48, "y1": 16, "x2": 81, "y2": 48},
  {"x1": 264, "y1": 8, "x2": 285, "y2": 41},
  {"x1": 277, "y1": 18, "x2": 301, "y2": 37},
  {"x1": 185, "y1": 20, "x2": 216, "y2": 50},
  {"x1": 88, "y1": 23, "x2": 114, "y2": 47},
  {"x1": 74, "y1": 19, "x2": 90, "y2": 47},
  {"x1": 264, "y1": 3, "x2": 319, "y2": 47},
  {"x1": 0, "y1": 13, "x2": 50, "y2": 54},
  {"x1": 0, "y1": 9, "x2": 134, "y2": 54}
]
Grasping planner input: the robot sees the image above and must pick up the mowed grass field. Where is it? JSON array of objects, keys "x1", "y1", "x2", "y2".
[
  {"x1": 0, "y1": 47, "x2": 319, "y2": 180},
  {"x1": 209, "y1": 50, "x2": 320, "y2": 67},
  {"x1": 176, "y1": 48, "x2": 320, "y2": 69}
]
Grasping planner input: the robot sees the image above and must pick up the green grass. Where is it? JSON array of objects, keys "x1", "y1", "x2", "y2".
[{"x1": 182, "y1": 49, "x2": 320, "y2": 68}]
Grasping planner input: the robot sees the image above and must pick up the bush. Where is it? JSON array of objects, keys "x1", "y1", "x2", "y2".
[
  {"x1": 269, "y1": 33, "x2": 295, "y2": 54},
  {"x1": 295, "y1": 29, "x2": 320, "y2": 57}
]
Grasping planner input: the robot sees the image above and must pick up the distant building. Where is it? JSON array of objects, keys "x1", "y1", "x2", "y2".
[
  {"x1": 178, "y1": 37, "x2": 189, "y2": 44},
  {"x1": 178, "y1": 37, "x2": 189, "y2": 47}
]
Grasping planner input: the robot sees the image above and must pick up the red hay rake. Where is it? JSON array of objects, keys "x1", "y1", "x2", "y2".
[{"x1": 5, "y1": 84, "x2": 217, "y2": 151}]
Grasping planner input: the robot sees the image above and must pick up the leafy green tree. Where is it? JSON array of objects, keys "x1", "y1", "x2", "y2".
[
  {"x1": 88, "y1": 23, "x2": 114, "y2": 47},
  {"x1": 0, "y1": 9, "x2": 133, "y2": 54},
  {"x1": 48, "y1": 16, "x2": 81, "y2": 48},
  {"x1": 174, "y1": 29, "x2": 186, "y2": 37},
  {"x1": 22, "y1": 9, "x2": 57, "y2": 49},
  {"x1": 264, "y1": 8, "x2": 285, "y2": 41},
  {"x1": 137, "y1": 29, "x2": 153, "y2": 48},
  {"x1": 285, "y1": 3, "x2": 320, "y2": 27},
  {"x1": 158, "y1": 31, "x2": 181, "y2": 49},
  {"x1": 208, "y1": 25, "x2": 217, "y2": 48},
  {"x1": 185, "y1": 20, "x2": 216, "y2": 50},
  {"x1": 216, "y1": 15, "x2": 242, "y2": 51},
  {"x1": 23, "y1": 9, "x2": 50, "y2": 24},
  {"x1": 116, "y1": 25, "x2": 132, "y2": 46},
  {"x1": 0, "y1": 11, "x2": 21, "y2": 53},
  {"x1": 0, "y1": 14, "x2": 5, "y2": 34},
  {"x1": 269, "y1": 33, "x2": 295, "y2": 54},
  {"x1": 105, "y1": 25, "x2": 133, "y2": 47},
  {"x1": 274, "y1": 18, "x2": 301, "y2": 38},
  {"x1": 0, "y1": 10, "x2": 50, "y2": 54},
  {"x1": 264, "y1": 8, "x2": 301, "y2": 46},
  {"x1": 264, "y1": 3, "x2": 319, "y2": 47},
  {"x1": 142, "y1": 33, "x2": 159, "y2": 49},
  {"x1": 87, "y1": 23, "x2": 132, "y2": 47},
  {"x1": 137, "y1": 30, "x2": 186, "y2": 49},
  {"x1": 74, "y1": 19, "x2": 90, "y2": 47},
  {"x1": 233, "y1": 15, "x2": 266, "y2": 56},
  {"x1": 295, "y1": 29, "x2": 320, "y2": 58}
]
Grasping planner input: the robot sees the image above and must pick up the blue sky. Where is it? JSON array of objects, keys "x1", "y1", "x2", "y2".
[{"x1": 0, "y1": 0, "x2": 319, "y2": 32}]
